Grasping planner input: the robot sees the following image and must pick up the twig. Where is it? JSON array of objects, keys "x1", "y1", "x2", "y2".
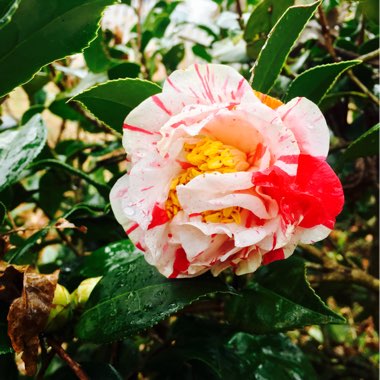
[
  {"x1": 235, "y1": 0, "x2": 244, "y2": 30},
  {"x1": 135, "y1": 0, "x2": 149, "y2": 79},
  {"x1": 88, "y1": 152, "x2": 126, "y2": 173},
  {"x1": 346, "y1": 70, "x2": 380, "y2": 106},
  {"x1": 47, "y1": 338, "x2": 89, "y2": 380},
  {"x1": 0, "y1": 224, "x2": 86, "y2": 237},
  {"x1": 317, "y1": 5, "x2": 379, "y2": 106},
  {"x1": 300, "y1": 244, "x2": 380, "y2": 293},
  {"x1": 357, "y1": 48, "x2": 380, "y2": 63},
  {"x1": 56, "y1": 229, "x2": 82, "y2": 257},
  {"x1": 317, "y1": 5, "x2": 338, "y2": 60}
]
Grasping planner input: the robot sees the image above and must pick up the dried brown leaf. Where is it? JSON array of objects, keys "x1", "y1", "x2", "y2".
[
  {"x1": 7, "y1": 268, "x2": 59, "y2": 376},
  {"x1": 0, "y1": 261, "x2": 27, "y2": 304}
]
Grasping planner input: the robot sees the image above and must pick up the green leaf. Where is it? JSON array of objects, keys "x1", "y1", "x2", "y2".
[
  {"x1": 244, "y1": 0, "x2": 294, "y2": 59},
  {"x1": 226, "y1": 257, "x2": 345, "y2": 334},
  {"x1": 192, "y1": 44, "x2": 212, "y2": 62},
  {"x1": 343, "y1": 123, "x2": 380, "y2": 160},
  {"x1": 108, "y1": 62, "x2": 141, "y2": 80},
  {"x1": 251, "y1": 1, "x2": 321, "y2": 93},
  {"x1": 0, "y1": 0, "x2": 115, "y2": 97},
  {"x1": 84, "y1": 29, "x2": 113, "y2": 73},
  {"x1": 285, "y1": 60, "x2": 362, "y2": 103},
  {"x1": 71, "y1": 79, "x2": 161, "y2": 132},
  {"x1": 20, "y1": 104, "x2": 45, "y2": 125},
  {"x1": 39, "y1": 169, "x2": 72, "y2": 217},
  {"x1": 75, "y1": 256, "x2": 234, "y2": 343},
  {"x1": 28, "y1": 159, "x2": 110, "y2": 198},
  {"x1": 147, "y1": 317, "x2": 317, "y2": 380},
  {"x1": 81, "y1": 239, "x2": 142, "y2": 277},
  {"x1": 0, "y1": 114, "x2": 46, "y2": 192},
  {"x1": 227, "y1": 332, "x2": 318, "y2": 380},
  {"x1": 162, "y1": 43, "x2": 185, "y2": 73},
  {"x1": 0, "y1": 201, "x2": 5, "y2": 225},
  {"x1": 146, "y1": 317, "x2": 240, "y2": 380},
  {"x1": 0, "y1": 0, "x2": 21, "y2": 29}
]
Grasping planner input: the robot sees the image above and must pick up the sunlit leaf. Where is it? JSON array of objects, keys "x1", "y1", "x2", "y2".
[
  {"x1": 0, "y1": 115, "x2": 46, "y2": 192},
  {"x1": 251, "y1": 1, "x2": 320, "y2": 93},
  {"x1": 71, "y1": 79, "x2": 161, "y2": 132},
  {"x1": 285, "y1": 60, "x2": 362, "y2": 103},
  {"x1": 0, "y1": 0, "x2": 115, "y2": 96}
]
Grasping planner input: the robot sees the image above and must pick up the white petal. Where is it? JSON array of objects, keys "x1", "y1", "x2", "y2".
[{"x1": 278, "y1": 97, "x2": 330, "y2": 158}]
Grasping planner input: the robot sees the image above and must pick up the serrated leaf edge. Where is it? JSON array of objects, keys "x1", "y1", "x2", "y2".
[{"x1": 284, "y1": 59, "x2": 362, "y2": 103}]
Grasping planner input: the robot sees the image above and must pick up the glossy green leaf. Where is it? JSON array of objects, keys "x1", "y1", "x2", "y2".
[
  {"x1": 0, "y1": 0, "x2": 115, "y2": 97},
  {"x1": 0, "y1": 114, "x2": 46, "y2": 192},
  {"x1": 28, "y1": 159, "x2": 110, "y2": 198},
  {"x1": 84, "y1": 29, "x2": 113, "y2": 73},
  {"x1": 227, "y1": 332, "x2": 317, "y2": 380},
  {"x1": 147, "y1": 316, "x2": 317, "y2": 380},
  {"x1": 244, "y1": 0, "x2": 294, "y2": 59},
  {"x1": 285, "y1": 60, "x2": 362, "y2": 103},
  {"x1": 146, "y1": 317, "x2": 241, "y2": 380},
  {"x1": 75, "y1": 257, "x2": 234, "y2": 343},
  {"x1": 71, "y1": 79, "x2": 161, "y2": 132},
  {"x1": 226, "y1": 257, "x2": 345, "y2": 334},
  {"x1": 251, "y1": 1, "x2": 320, "y2": 93},
  {"x1": 0, "y1": 0, "x2": 21, "y2": 29},
  {"x1": 344, "y1": 123, "x2": 380, "y2": 160},
  {"x1": 81, "y1": 239, "x2": 142, "y2": 277}
]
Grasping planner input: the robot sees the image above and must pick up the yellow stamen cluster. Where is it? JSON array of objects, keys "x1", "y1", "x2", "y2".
[{"x1": 165, "y1": 137, "x2": 249, "y2": 223}]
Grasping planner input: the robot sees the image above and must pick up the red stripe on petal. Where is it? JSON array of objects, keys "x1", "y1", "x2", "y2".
[
  {"x1": 123, "y1": 123, "x2": 154, "y2": 135},
  {"x1": 189, "y1": 213, "x2": 202, "y2": 218},
  {"x1": 281, "y1": 98, "x2": 302, "y2": 120},
  {"x1": 152, "y1": 95, "x2": 172, "y2": 116},
  {"x1": 262, "y1": 248, "x2": 285, "y2": 265},
  {"x1": 148, "y1": 203, "x2": 169, "y2": 230},
  {"x1": 125, "y1": 223, "x2": 139, "y2": 235},
  {"x1": 135, "y1": 242, "x2": 145, "y2": 252},
  {"x1": 194, "y1": 63, "x2": 215, "y2": 103},
  {"x1": 166, "y1": 77, "x2": 181, "y2": 93}
]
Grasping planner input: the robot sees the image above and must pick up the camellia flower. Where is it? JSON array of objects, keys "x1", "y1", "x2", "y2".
[{"x1": 110, "y1": 64, "x2": 344, "y2": 278}]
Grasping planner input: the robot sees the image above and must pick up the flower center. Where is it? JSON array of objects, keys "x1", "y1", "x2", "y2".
[{"x1": 165, "y1": 136, "x2": 249, "y2": 223}]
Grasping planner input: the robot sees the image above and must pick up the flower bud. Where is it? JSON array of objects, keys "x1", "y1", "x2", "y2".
[
  {"x1": 71, "y1": 277, "x2": 102, "y2": 309},
  {"x1": 46, "y1": 284, "x2": 73, "y2": 332}
]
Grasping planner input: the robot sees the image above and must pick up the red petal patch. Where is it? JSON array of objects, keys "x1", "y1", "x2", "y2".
[
  {"x1": 169, "y1": 248, "x2": 190, "y2": 278},
  {"x1": 262, "y1": 248, "x2": 285, "y2": 265},
  {"x1": 252, "y1": 155, "x2": 344, "y2": 229},
  {"x1": 148, "y1": 204, "x2": 169, "y2": 230}
]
